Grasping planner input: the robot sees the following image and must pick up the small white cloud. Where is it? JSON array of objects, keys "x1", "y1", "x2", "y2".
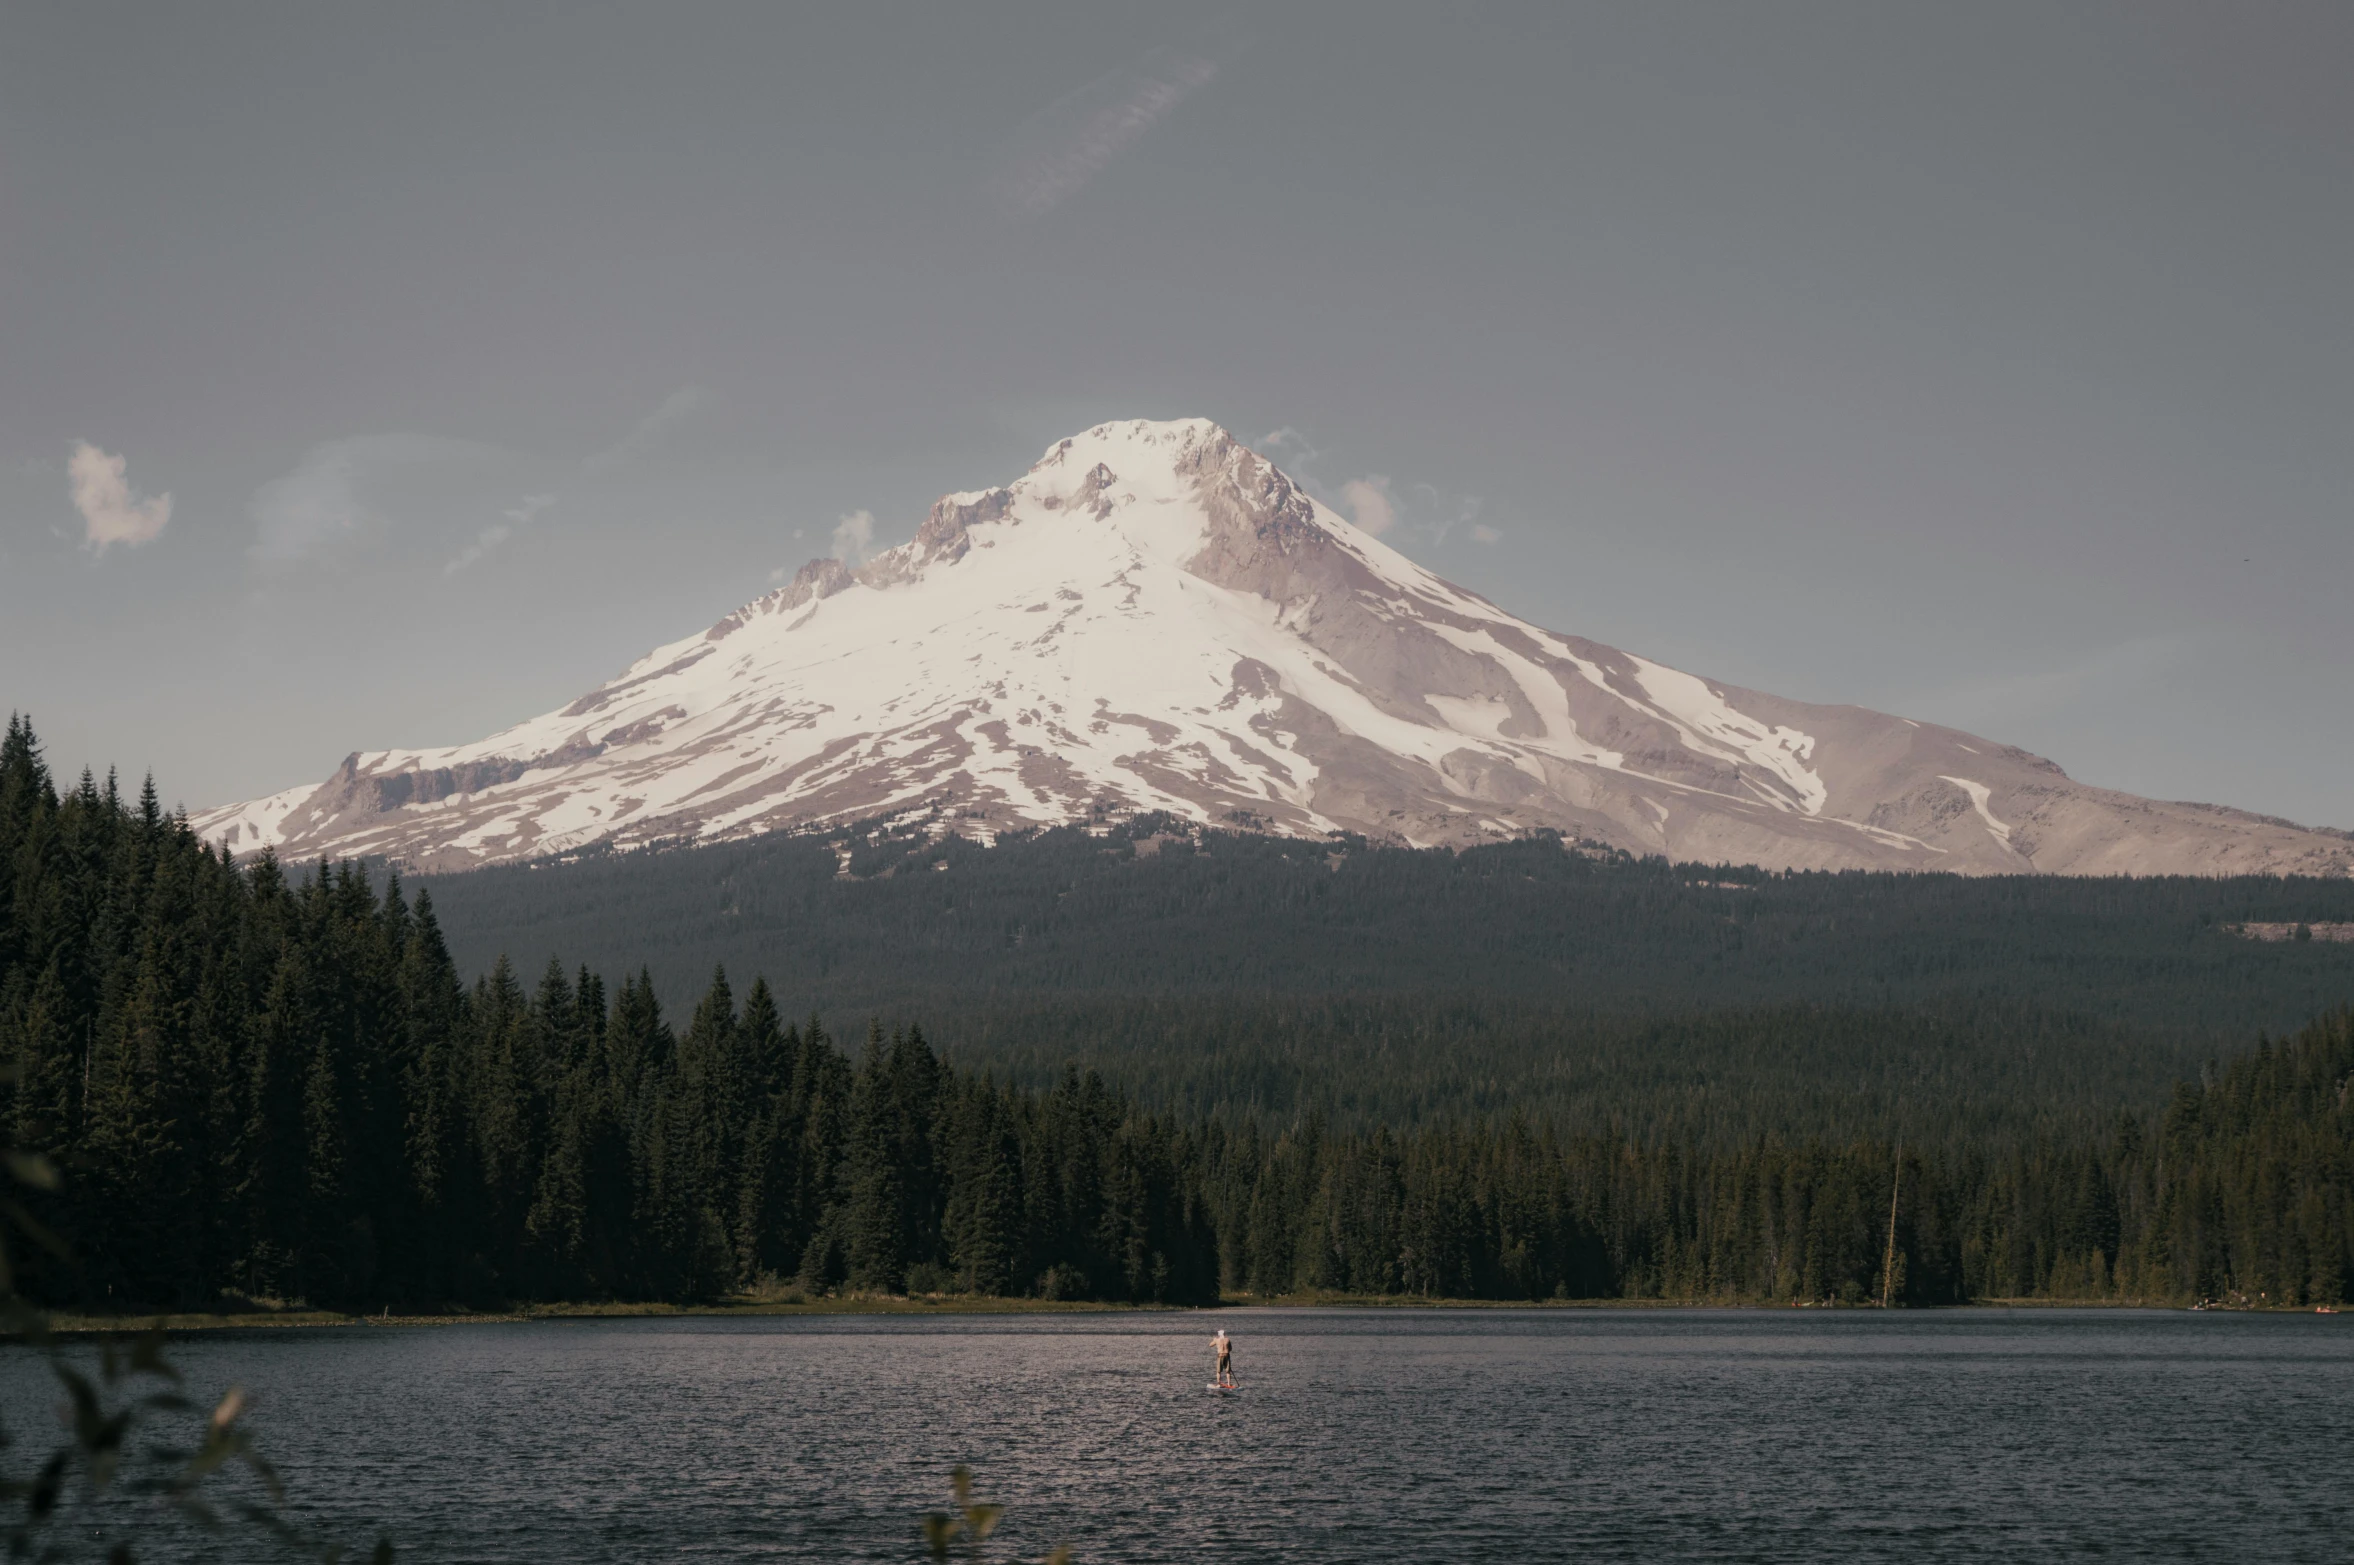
[
  {"x1": 992, "y1": 48, "x2": 1217, "y2": 216},
  {"x1": 1338, "y1": 476, "x2": 1398, "y2": 538},
  {"x1": 1470, "y1": 524, "x2": 1502, "y2": 545},
  {"x1": 831, "y1": 508, "x2": 877, "y2": 565},
  {"x1": 444, "y1": 492, "x2": 555, "y2": 576},
  {"x1": 69, "y1": 442, "x2": 172, "y2": 554}
]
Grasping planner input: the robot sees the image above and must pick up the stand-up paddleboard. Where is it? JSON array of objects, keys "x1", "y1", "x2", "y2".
[{"x1": 1206, "y1": 1382, "x2": 1239, "y2": 1392}]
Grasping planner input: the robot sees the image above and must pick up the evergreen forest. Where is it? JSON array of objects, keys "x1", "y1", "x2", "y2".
[
  {"x1": 419, "y1": 804, "x2": 2354, "y2": 1140},
  {"x1": 3, "y1": 717, "x2": 2350, "y2": 1313},
  {"x1": 420, "y1": 808, "x2": 2354, "y2": 1033}
]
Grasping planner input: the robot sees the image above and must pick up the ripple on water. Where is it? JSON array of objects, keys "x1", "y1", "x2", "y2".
[{"x1": 4, "y1": 1308, "x2": 2347, "y2": 1563}]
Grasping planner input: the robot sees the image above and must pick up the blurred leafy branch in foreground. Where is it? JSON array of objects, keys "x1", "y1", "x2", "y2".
[
  {"x1": 0, "y1": 1138, "x2": 391, "y2": 1563},
  {"x1": 924, "y1": 1465, "x2": 1070, "y2": 1564}
]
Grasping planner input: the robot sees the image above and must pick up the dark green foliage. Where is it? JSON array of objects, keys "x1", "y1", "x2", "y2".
[
  {"x1": 416, "y1": 813, "x2": 2354, "y2": 1139},
  {"x1": 0, "y1": 721, "x2": 1219, "y2": 1309},
  {"x1": 419, "y1": 812, "x2": 2354, "y2": 1027},
  {"x1": 1184, "y1": 1009, "x2": 2352, "y2": 1306},
  {"x1": 1, "y1": 719, "x2": 2347, "y2": 1310}
]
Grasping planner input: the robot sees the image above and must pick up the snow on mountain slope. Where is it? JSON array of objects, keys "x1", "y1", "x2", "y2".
[{"x1": 193, "y1": 420, "x2": 2354, "y2": 877}]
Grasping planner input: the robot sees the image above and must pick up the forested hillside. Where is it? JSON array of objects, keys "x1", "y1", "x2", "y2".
[
  {"x1": 416, "y1": 812, "x2": 2354, "y2": 1135},
  {"x1": 4, "y1": 718, "x2": 2350, "y2": 1311},
  {"x1": 420, "y1": 815, "x2": 2354, "y2": 1025}
]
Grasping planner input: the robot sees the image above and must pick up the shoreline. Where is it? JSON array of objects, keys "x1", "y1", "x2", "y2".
[{"x1": 20, "y1": 1292, "x2": 2334, "y2": 1335}]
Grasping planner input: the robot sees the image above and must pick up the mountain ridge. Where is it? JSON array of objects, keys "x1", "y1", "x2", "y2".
[{"x1": 194, "y1": 418, "x2": 2354, "y2": 878}]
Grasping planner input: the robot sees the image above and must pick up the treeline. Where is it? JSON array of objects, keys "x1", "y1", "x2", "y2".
[
  {"x1": 2, "y1": 718, "x2": 2349, "y2": 1310},
  {"x1": 1205, "y1": 1012, "x2": 2350, "y2": 1307}
]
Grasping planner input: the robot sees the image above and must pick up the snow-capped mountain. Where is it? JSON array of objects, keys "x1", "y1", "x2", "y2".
[{"x1": 194, "y1": 419, "x2": 2353, "y2": 877}]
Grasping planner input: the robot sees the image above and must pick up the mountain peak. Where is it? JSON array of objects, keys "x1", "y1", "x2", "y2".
[
  {"x1": 1030, "y1": 416, "x2": 1234, "y2": 469},
  {"x1": 192, "y1": 420, "x2": 2354, "y2": 880},
  {"x1": 770, "y1": 418, "x2": 1317, "y2": 607}
]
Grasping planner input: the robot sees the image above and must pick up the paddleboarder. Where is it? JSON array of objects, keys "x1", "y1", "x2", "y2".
[{"x1": 1212, "y1": 1328, "x2": 1234, "y2": 1389}]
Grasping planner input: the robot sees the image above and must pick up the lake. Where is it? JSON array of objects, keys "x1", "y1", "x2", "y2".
[{"x1": 10, "y1": 1308, "x2": 2350, "y2": 1561}]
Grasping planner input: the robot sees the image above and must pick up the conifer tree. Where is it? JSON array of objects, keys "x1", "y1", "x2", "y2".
[{"x1": 842, "y1": 1026, "x2": 909, "y2": 1293}]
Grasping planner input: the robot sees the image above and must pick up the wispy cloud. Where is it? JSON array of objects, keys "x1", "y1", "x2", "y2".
[
  {"x1": 1412, "y1": 482, "x2": 1489, "y2": 547},
  {"x1": 1259, "y1": 427, "x2": 1322, "y2": 471},
  {"x1": 445, "y1": 492, "x2": 556, "y2": 576},
  {"x1": 992, "y1": 48, "x2": 1217, "y2": 216},
  {"x1": 248, "y1": 433, "x2": 502, "y2": 570},
  {"x1": 69, "y1": 442, "x2": 172, "y2": 554},
  {"x1": 248, "y1": 439, "x2": 376, "y2": 568},
  {"x1": 831, "y1": 508, "x2": 877, "y2": 565},
  {"x1": 1338, "y1": 476, "x2": 1398, "y2": 537},
  {"x1": 251, "y1": 399, "x2": 673, "y2": 582},
  {"x1": 584, "y1": 385, "x2": 711, "y2": 475}
]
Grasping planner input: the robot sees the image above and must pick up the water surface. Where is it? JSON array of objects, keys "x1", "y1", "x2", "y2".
[{"x1": 12, "y1": 1308, "x2": 2348, "y2": 1561}]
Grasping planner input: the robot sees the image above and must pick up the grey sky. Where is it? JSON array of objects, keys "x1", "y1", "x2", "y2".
[{"x1": 4, "y1": 2, "x2": 2348, "y2": 829}]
